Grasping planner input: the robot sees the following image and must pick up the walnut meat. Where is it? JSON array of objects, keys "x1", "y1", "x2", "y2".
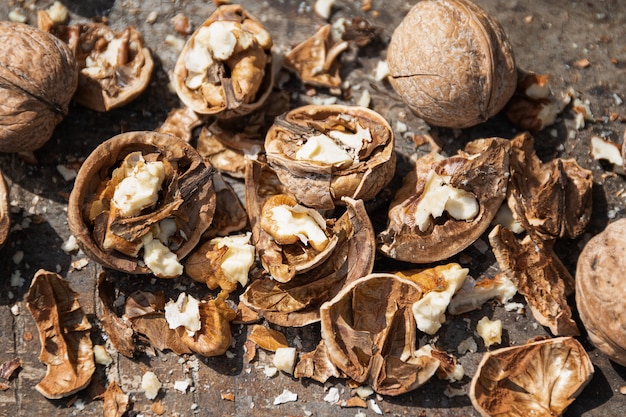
[
  {"x1": 387, "y1": 0, "x2": 516, "y2": 128},
  {"x1": 265, "y1": 105, "x2": 395, "y2": 210},
  {"x1": 172, "y1": 5, "x2": 274, "y2": 118},
  {"x1": 68, "y1": 131, "x2": 216, "y2": 277},
  {"x1": 0, "y1": 21, "x2": 78, "y2": 152},
  {"x1": 576, "y1": 218, "x2": 626, "y2": 366}
]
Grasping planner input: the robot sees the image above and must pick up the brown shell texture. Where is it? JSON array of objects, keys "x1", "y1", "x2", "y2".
[
  {"x1": 0, "y1": 171, "x2": 9, "y2": 248},
  {"x1": 470, "y1": 337, "x2": 593, "y2": 417},
  {"x1": 0, "y1": 21, "x2": 78, "y2": 152},
  {"x1": 387, "y1": 0, "x2": 517, "y2": 128},
  {"x1": 378, "y1": 137, "x2": 509, "y2": 263},
  {"x1": 67, "y1": 131, "x2": 216, "y2": 274},
  {"x1": 265, "y1": 104, "x2": 396, "y2": 210},
  {"x1": 576, "y1": 218, "x2": 626, "y2": 366}
]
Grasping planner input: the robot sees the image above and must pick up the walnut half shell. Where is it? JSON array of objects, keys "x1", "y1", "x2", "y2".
[
  {"x1": 68, "y1": 131, "x2": 216, "y2": 276},
  {"x1": 378, "y1": 137, "x2": 509, "y2": 263},
  {"x1": 265, "y1": 105, "x2": 396, "y2": 210},
  {"x1": 470, "y1": 337, "x2": 593, "y2": 417}
]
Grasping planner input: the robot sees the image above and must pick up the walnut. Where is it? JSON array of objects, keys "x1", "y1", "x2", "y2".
[
  {"x1": 387, "y1": 0, "x2": 517, "y2": 128},
  {"x1": 0, "y1": 21, "x2": 78, "y2": 152},
  {"x1": 470, "y1": 337, "x2": 593, "y2": 416},
  {"x1": 172, "y1": 4, "x2": 274, "y2": 118},
  {"x1": 265, "y1": 104, "x2": 396, "y2": 210},
  {"x1": 67, "y1": 131, "x2": 216, "y2": 277},
  {"x1": 576, "y1": 218, "x2": 626, "y2": 366},
  {"x1": 38, "y1": 11, "x2": 154, "y2": 112}
]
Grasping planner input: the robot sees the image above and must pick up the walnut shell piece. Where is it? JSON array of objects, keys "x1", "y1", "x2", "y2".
[
  {"x1": 25, "y1": 270, "x2": 95, "y2": 399},
  {"x1": 172, "y1": 4, "x2": 274, "y2": 118},
  {"x1": 0, "y1": 171, "x2": 9, "y2": 248},
  {"x1": 378, "y1": 137, "x2": 509, "y2": 263},
  {"x1": 68, "y1": 131, "x2": 216, "y2": 276},
  {"x1": 265, "y1": 104, "x2": 396, "y2": 210},
  {"x1": 387, "y1": 0, "x2": 517, "y2": 128},
  {"x1": 470, "y1": 337, "x2": 593, "y2": 417},
  {"x1": 38, "y1": 12, "x2": 154, "y2": 112},
  {"x1": 576, "y1": 218, "x2": 626, "y2": 366},
  {"x1": 0, "y1": 21, "x2": 78, "y2": 152}
]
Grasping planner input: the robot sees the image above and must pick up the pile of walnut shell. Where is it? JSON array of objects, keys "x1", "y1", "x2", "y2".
[{"x1": 4, "y1": 1, "x2": 619, "y2": 416}]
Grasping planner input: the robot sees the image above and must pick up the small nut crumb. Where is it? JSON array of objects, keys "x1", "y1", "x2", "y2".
[
  {"x1": 47, "y1": 1, "x2": 69, "y2": 24},
  {"x1": 8, "y1": 9, "x2": 27, "y2": 23},
  {"x1": 574, "y1": 58, "x2": 590, "y2": 68},
  {"x1": 62, "y1": 235, "x2": 79, "y2": 253},
  {"x1": 10, "y1": 303, "x2": 20, "y2": 316},
  {"x1": 314, "y1": 0, "x2": 335, "y2": 20},
  {"x1": 141, "y1": 371, "x2": 161, "y2": 400},
  {"x1": 146, "y1": 11, "x2": 158, "y2": 24},
  {"x1": 93, "y1": 345, "x2": 112, "y2": 366},
  {"x1": 165, "y1": 34, "x2": 186, "y2": 52},
  {"x1": 172, "y1": 14, "x2": 192, "y2": 36},
  {"x1": 619, "y1": 386, "x2": 626, "y2": 395},
  {"x1": 476, "y1": 316, "x2": 502, "y2": 348},
  {"x1": 12, "y1": 251, "x2": 24, "y2": 264}
]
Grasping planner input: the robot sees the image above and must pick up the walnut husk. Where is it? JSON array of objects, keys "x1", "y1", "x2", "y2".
[
  {"x1": 0, "y1": 21, "x2": 78, "y2": 152},
  {"x1": 265, "y1": 104, "x2": 396, "y2": 210},
  {"x1": 25, "y1": 270, "x2": 95, "y2": 399},
  {"x1": 470, "y1": 337, "x2": 593, "y2": 417},
  {"x1": 38, "y1": 11, "x2": 153, "y2": 112},
  {"x1": 67, "y1": 131, "x2": 216, "y2": 275},
  {"x1": 576, "y1": 218, "x2": 626, "y2": 366},
  {"x1": 387, "y1": 0, "x2": 516, "y2": 128},
  {"x1": 319, "y1": 273, "x2": 441, "y2": 396},
  {"x1": 378, "y1": 138, "x2": 509, "y2": 263},
  {"x1": 172, "y1": 4, "x2": 274, "y2": 118}
]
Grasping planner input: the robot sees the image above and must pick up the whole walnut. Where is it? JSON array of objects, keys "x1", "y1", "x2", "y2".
[
  {"x1": 0, "y1": 21, "x2": 78, "y2": 152},
  {"x1": 576, "y1": 218, "x2": 626, "y2": 366},
  {"x1": 387, "y1": 0, "x2": 517, "y2": 129}
]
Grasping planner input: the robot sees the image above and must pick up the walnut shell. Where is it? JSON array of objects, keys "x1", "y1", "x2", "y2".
[
  {"x1": 387, "y1": 0, "x2": 517, "y2": 128},
  {"x1": 0, "y1": 21, "x2": 78, "y2": 152},
  {"x1": 0, "y1": 171, "x2": 9, "y2": 248},
  {"x1": 470, "y1": 336, "x2": 593, "y2": 417},
  {"x1": 172, "y1": 5, "x2": 274, "y2": 118},
  {"x1": 576, "y1": 218, "x2": 626, "y2": 366},
  {"x1": 68, "y1": 131, "x2": 216, "y2": 275},
  {"x1": 265, "y1": 105, "x2": 396, "y2": 210}
]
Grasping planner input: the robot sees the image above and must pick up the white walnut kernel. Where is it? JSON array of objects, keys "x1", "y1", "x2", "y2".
[
  {"x1": 141, "y1": 371, "x2": 161, "y2": 400},
  {"x1": 111, "y1": 152, "x2": 165, "y2": 217},
  {"x1": 273, "y1": 347, "x2": 297, "y2": 374},
  {"x1": 209, "y1": 233, "x2": 255, "y2": 287},
  {"x1": 164, "y1": 293, "x2": 202, "y2": 336}
]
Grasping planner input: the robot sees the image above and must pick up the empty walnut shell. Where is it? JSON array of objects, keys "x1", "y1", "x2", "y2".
[
  {"x1": 38, "y1": 12, "x2": 154, "y2": 112},
  {"x1": 68, "y1": 131, "x2": 216, "y2": 275},
  {"x1": 172, "y1": 4, "x2": 274, "y2": 118},
  {"x1": 576, "y1": 218, "x2": 626, "y2": 366},
  {"x1": 320, "y1": 273, "x2": 441, "y2": 396},
  {"x1": 470, "y1": 337, "x2": 593, "y2": 417},
  {"x1": 387, "y1": 0, "x2": 516, "y2": 128},
  {"x1": 265, "y1": 105, "x2": 395, "y2": 210},
  {"x1": 378, "y1": 137, "x2": 509, "y2": 263},
  {"x1": 0, "y1": 21, "x2": 78, "y2": 152}
]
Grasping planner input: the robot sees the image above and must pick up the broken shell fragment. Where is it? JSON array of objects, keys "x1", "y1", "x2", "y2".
[
  {"x1": 490, "y1": 224, "x2": 579, "y2": 336},
  {"x1": 507, "y1": 133, "x2": 592, "y2": 240},
  {"x1": 319, "y1": 273, "x2": 441, "y2": 396},
  {"x1": 576, "y1": 218, "x2": 626, "y2": 366},
  {"x1": 505, "y1": 70, "x2": 563, "y2": 132},
  {"x1": 25, "y1": 270, "x2": 95, "y2": 399},
  {"x1": 378, "y1": 138, "x2": 509, "y2": 263},
  {"x1": 68, "y1": 131, "x2": 216, "y2": 277},
  {"x1": 173, "y1": 4, "x2": 274, "y2": 118},
  {"x1": 470, "y1": 337, "x2": 593, "y2": 417},
  {"x1": 265, "y1": 104, "x2": 395, "y2": 210},
  {"x1": 0, "y1": 171, "x2": 9, "y2": 248},
  {"x1": 38, "y1": 11, "x2": 154, "y2": 112}
]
